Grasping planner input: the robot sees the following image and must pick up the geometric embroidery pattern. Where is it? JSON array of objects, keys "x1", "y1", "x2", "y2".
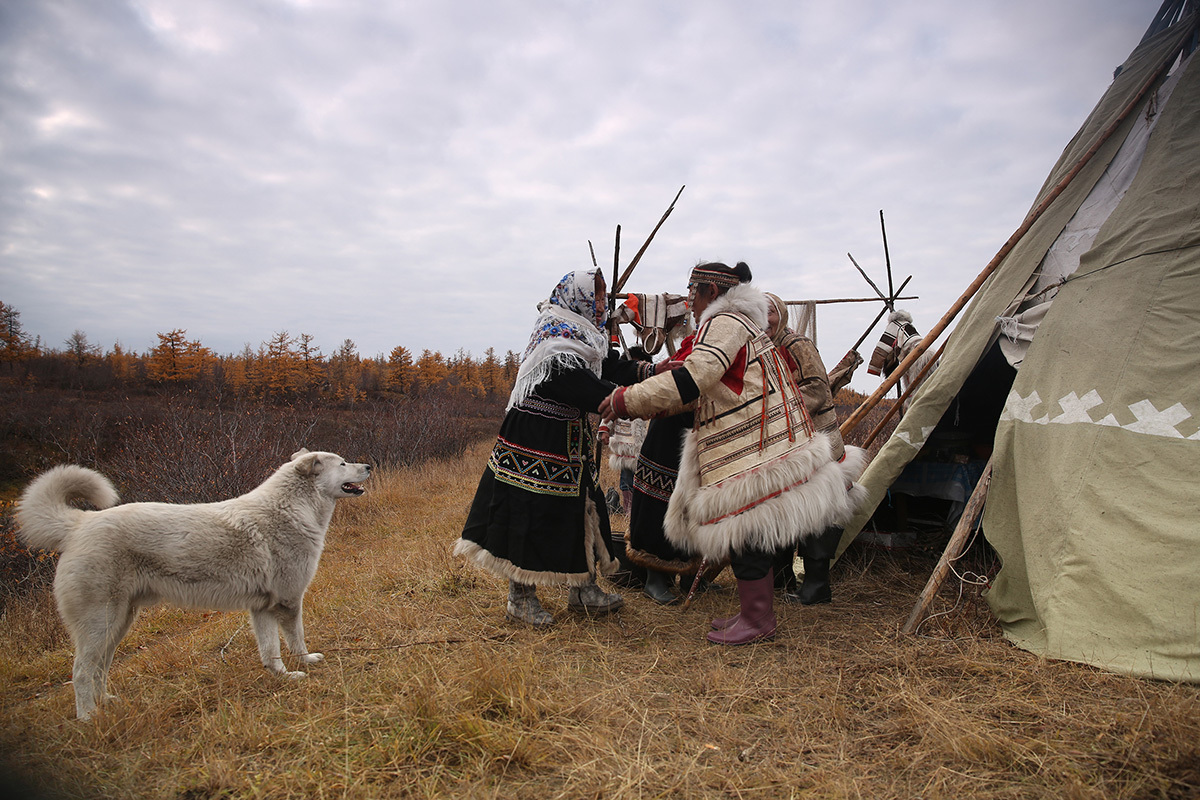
[
  {"x1": 634, "y1": 453, "x2": 679, "y2": 503},
  {"x1": 489, "y1": 435, "x2": 583, "y2": 497},
  {"x1": 517, "y1": 393, "x2": 582, "y2": 422},
  {"x1": 999, "y1": 389, "x2": 1200, "y2": 441},
  {"x1": 895, "y1": 425, "x2": 938, "y2": 450}
]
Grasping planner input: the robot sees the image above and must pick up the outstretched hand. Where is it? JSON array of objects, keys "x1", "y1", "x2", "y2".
[{"x1": 599, "y1": 389, "x2": 622, "y2": 422}]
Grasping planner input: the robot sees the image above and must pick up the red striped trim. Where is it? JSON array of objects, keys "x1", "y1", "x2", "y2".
[
  {"x1": 702, "y1": 473, "x2": 811, "y2": 525},
  {"x1": 701, "y1": 449, "x2": 855, "y2": 526}
]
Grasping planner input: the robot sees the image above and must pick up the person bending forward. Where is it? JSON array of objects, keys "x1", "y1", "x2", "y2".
[
  {"x1": 455, "y1": 269, "x2": 646, "y2": 627},
  {"x1": 601, "y1": 261, "x2": 868, "y2": 645}
]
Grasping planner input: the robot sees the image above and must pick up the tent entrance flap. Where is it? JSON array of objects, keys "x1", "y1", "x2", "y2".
[
  {"x1": 842, "y1": 6, "x2": 1200, "y2": 682},
  {"x1": 858, "y1": 342, "x2": 1014, "y2": 553}
]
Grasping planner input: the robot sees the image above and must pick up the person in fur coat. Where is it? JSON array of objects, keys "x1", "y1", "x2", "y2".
[
  {"x1": 763, "y1": 292, "x2": 861, "y2": 605},
  {"x1": 600, "y1": 262, "x2": 868, "y2": 645}
]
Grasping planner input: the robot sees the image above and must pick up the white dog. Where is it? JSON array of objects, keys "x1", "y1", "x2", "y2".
[{"x1": 15, "y1": 449, "x2": 371, "y2": 720}]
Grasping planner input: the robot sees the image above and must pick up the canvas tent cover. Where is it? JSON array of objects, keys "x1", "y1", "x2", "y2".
[{"x1": 843, "y1": 17, "x2": 1200, "y2": 682}]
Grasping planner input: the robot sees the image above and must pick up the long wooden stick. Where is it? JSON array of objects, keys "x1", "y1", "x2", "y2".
[
  {"x1": 901, "y1": 459, "x2": 993, "y2": 634},
  {"x1": 680, "y1": 557, "x2": 709, "y2": 611},
  {"x1": 612, "y1": 292, "x2": 916, "y2": 306},
  {"x1": 840, "y1": 56, "x2": 1174, "y2": 440},
  {"x1": 614, "y1": 185, "x2": 685, "y2": 293},
  {"x1": 847, "y1": 252, "x2": 888, "y2": 303},
  {"x1": 881, "y1": 210, "x2": 895, "y2": 303},
  {"x1": 608, "y1": 225, "x2": 621, "y2": 338},
  {"x1": 863, "y1": 338, "x2": 948, "y2": 448},
  {"x1": 847, "y1": 275, "x2": 914, "y2": 354},
  {"x1": 613, "y1": 225, "x2": 621, "y2": 288}
]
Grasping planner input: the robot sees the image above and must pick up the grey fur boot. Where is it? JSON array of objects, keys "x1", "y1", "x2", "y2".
[
  {"x1": 568, "y1": 580, "x2": 625, "y2": 615},
  {"x1": 507, "y1": 581, "x2": 554, "y2": 627}
]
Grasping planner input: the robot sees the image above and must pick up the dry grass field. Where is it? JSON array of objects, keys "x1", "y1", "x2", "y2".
[{"x1": 2, "y1": 440, "x2": 1198, "y2": 799}]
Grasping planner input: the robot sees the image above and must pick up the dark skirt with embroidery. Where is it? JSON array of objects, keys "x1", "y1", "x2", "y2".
[
  {"x1": 455, "y1": 369, "x2": 620, "y2": 587},
  {"x1": 625, "y1": 410, "x2": 698, "y2": 574}
]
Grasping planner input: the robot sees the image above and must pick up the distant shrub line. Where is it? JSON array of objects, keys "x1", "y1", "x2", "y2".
[{"x1": 0, "y1": 384, "x2": 505, "y2": 606}]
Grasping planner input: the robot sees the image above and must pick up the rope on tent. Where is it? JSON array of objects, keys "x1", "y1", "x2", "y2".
[{"x1": 901, "y1": 458, "x2": 993, "y2": 635}]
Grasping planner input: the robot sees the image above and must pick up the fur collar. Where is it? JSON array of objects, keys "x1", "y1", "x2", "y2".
[{"x1": 699, "y1": 282, "x2": 769, "y2": 331}]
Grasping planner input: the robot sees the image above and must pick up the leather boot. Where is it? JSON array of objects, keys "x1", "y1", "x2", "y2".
[
  {"x1": 609, "y1": 534, "x2": 646, "y2": 588},
  {"x1": 506, "y1": 581, "x2": 553, "y2": 627},
  {"x1": 706, "y1": 571, "x2": 776, "y2": 645},
  {"x1": 643, "y1": 569, "x2": 679, "y2": 605},
  {"x1": 791, "y1": 526, "x2": 842, "y2": 605},
  {"x1": 773, "y1": 547, "x2": 798, "y2": 592},
  {"x1": 710, "y1": 609, "x2": 739, "y2": 630},
  {"x1": 568, "y1": 580, "x2": 624, "y2": 615},
  {"x1": 795, "y1": 558, "x2": 831, "y2": 604}
]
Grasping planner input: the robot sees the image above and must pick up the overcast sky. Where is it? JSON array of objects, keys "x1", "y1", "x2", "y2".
[{"x1": 0, "y1": 0, "x2": 1158, "y2": 389}]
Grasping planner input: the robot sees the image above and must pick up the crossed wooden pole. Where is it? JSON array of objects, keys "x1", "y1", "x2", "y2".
[{"x1": 861, "y1": 52, "x2": 1179, "y2": 634}]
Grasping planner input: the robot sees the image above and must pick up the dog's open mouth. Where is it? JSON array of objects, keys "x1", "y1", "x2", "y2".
[{"x1": 342, "y1": 482, "x2": 366, "y2": 496}]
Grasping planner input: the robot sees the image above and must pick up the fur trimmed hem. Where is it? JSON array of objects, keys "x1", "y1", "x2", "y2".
[
  {"x1": 452, "y1": 496, "x2": 617, "y2": 587},
  {"x1": 452, "y1": 539, "x2": 595, "y2": 587},
  {"x1": 622, "y1": 530, "x2": 703, "y2": 575},
  {"x1": 622, "y1": 531, "x2": 730, "y2": 578},
  {"x1": 585, "y1": 496, "x2": 620, "y2": 578},
  {"x1": 665, "y1": 434, "x2": 870, "y2": 562},
  {"x1": 608, "y1": 453, "x2": 639, "y2": 473}
]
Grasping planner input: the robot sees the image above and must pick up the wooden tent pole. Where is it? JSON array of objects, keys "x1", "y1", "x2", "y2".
[
  {"x1": 862, "y1": 338, "x2": 948, "y2": 449},
  {"x1": 901, "y1": 458, "x2": 993, "y2": 635},
  {"x1": 847, "y1": 275, "x2": 914, "y2": 353},
  {"x1": 614, "y1": 185, "x2": 685, "y2": 293},
  {"x1": 840, "y1": 56, "x2": 1176, "y2": 440},
  {"x1": 880, "y1": 210, "x2": 895, "y2": 303},
  {"x1": 611, "y1": 292, "x2": 917, "y2": 305},
  {"x1": 608, "y1": 225, "x2": 621, "y2": 339},
  {"x1": 847, "y1": 252, "x2": 889, "y2": 304}
]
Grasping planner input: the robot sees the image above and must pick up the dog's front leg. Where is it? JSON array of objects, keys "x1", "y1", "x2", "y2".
[
  {"x1": 250, "y1": 608, "x2": 306, "y2": 679},
  {"x1": 276, "y1": 600, "x2": 324, "y2": 668}
]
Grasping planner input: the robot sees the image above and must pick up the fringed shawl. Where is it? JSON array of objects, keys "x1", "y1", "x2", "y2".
[{"x1": 507, "y1": 269, "x2": 609, "y2": 410}]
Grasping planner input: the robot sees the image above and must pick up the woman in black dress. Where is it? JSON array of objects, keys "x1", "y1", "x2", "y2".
[{"x1": 454, "y1": 269, "x2": 649, "y2": 626}]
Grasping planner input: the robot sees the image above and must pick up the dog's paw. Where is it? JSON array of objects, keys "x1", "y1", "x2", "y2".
[
  {"x1": 283, "y1": 670, "x2": 308, "y2": 680},
  {"x1": 301, "y1": 652, "x2": 324, "y2": 665}
]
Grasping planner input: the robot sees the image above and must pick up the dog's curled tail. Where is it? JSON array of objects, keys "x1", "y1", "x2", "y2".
[{"x1": 15, "y1": 465, "x2": 120, "y2": 553}]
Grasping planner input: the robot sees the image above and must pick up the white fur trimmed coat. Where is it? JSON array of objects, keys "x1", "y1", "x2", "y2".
[{"x1": 617, "y1": 284, "x2": 868, "y2": 562}]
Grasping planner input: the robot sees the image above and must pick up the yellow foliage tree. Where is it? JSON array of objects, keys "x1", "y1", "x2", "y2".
[
  {"x1": 328, "y1": 338, "x2": 363, "y2": 404},
  {"x1": 386, "y1": 345, "x2": 415, "y2": 394},
  {"x1": 0, "y1": 300, "x2": 36, "y2": 366},
  {"x1": 480, "y1": 347, "x2": 504, "y2": 398},
  {"x1": 503, "y1": 350, "x2": 521, "y2": 385},
  {"x1": 414, "y1": 349, "x2": 448, "y2": 392},
  {"x1": 106, "y1": 342, "x2": 139, "y2": 382},
  {"x1": 260, "y1": 331, "x2": 305, "y2": 397},
  {"x1": 147, "y1": 329, "x2": 213, "y2": 383},
  {"x1": 296, "y1": 333, "x2": 324, "y2": 395}
]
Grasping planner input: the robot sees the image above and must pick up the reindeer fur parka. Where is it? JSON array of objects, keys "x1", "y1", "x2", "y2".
[{"x1": 614, "y1": 283, "x2": 868, "y2": 562}]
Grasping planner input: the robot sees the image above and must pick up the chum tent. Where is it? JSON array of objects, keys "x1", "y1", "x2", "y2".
[{"x1": 842, "y1": 2, "x2": 1200, "y2": 682}]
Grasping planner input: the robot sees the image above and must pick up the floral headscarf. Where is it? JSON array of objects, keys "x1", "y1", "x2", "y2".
[{"x1": 507, "y1": 269, "x2": 609, "y2": 409}]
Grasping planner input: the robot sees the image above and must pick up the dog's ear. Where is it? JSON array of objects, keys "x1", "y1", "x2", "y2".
[
  {"x1": 291, "y1": 448, "x2": 311, "y2": 460},
  {"x1": 292, "y1": 451, "x2": 323, "y2": 477}
]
